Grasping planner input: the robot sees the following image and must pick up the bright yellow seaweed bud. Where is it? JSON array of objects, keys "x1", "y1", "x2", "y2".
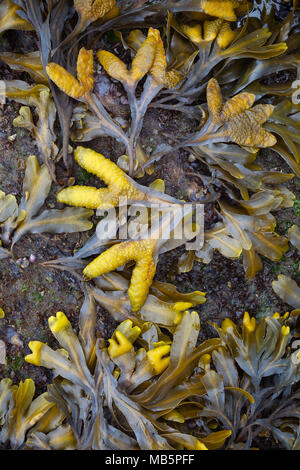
[
  {"x1": 97, "y1": 28, "x2": 158, "y2": 86},
  {"x1": 74, "y1": 0, "x2": 116, "y2": 22},
  {"x1": 77, "y1": 48, "x2": 94, "y2": 92},
  {"x1": 164, "y1": 69, "x2": 183, "y2": 89},
  {"x1": 116, "y1": 319, "x2": 141, "y2": 343},
  {"x1": 0, "y1": 307, "x2": 5, "y2": 318},
  {"x1": 281, "y1": 325, "x2": 290, "y2": 336},
  {"x1": 181, "y1": 24, "x2": 202, "y2": 44},
  {"x1": 204, "y1": 18, "x2": 223, "y2": 41},
  {"x1": 185, "y1": 439, "x2": 208, "y2": 450},
  {"x1": 57, "y1": 146, "x2": 145, "y2": 210},
  {"x1": 108, "y1": 331, "x2": 134, "y2": 359},
  {"x1": 216, "y1": 21, "x2": 236, "y2": 48},
  {"x1": 272, "y1": 312, "x2": 290, "y2": 321},
  {"x1": 206, "y1": 76, "x2": 223, "y2": 123},
  {"x1": 83, "y1": 239, "x2": 157, "y2": 312},
  {"x1": 48, "y1": 311, "x2": 70, "y2": 334},
  {"x1": 46, "y1": 63, "x2": 84, "y2": 99},
  {"x1": 206, "y1": 78, "x2": 277, "y2": 149},
  {"x1": 221, "y1": 318, "x2": 236, "y2": 332},
  {"x1": 202, "y1": 0, "x2": 237, "y2": 21},
  {"x1": 131, "y1": 32, "x2": 157, "y2": 82},
  {"x1": 163, "y1": 410, "x2": 185, "y2": 423},
  {"x1": 97, "y1": 50, "x2": 131, "y2": 83},
  {"x1": 148, "y1": 28, "x2": 183, "y2": 89},
  {"x1": 25, "y1": 341, "x2": 43, "y2": 366},
  {"x1": 199, "y1": 353, "x2": 211, "y2": 370},
  {"x1": 47, "y1": 48, "x2": 94, "y2": 100},
  {"x1": 148, "y1": 27, "x2": 167, "y2": 84},
  {"x1": 173, "y1": 302, "x2": 193, "y2": 325},
  {"x1": 243, "y1": 312, "x2": 256, "y2": 333},
  {"x1": 146, "y1": 344, "x2": 171, "y2": 375},
  {"x1": 221, "y1": 93, "x2": 256, "y2": 121}
]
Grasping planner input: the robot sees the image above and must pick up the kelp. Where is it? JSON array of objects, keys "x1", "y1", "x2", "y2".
[
  {"x1": 0, "y1": 0, "x2": 33, "y2": 35},
  {"x1": 3, "y1": 301, "x2": 227, "y2": 449},
  {"x1": 195, "y1": 202, "x2": 289, "y2": 280},
  {"x1": 10, "y1": 0, "x2": 122, "y2": 169},
  {"x1": 51, "y1": 146, "x2": 200, "y2": 312},
  {"x1": 0, "y1": 378, "x2": 56, "y2": 449},
  {"x1": 46, "y1": 27, "x2": 184, "y2": 176},
  {"x1": 21, "y1": 302, "x2": 227, "y2": 450},
  {"x1": 271, "y1": 225, "x2": 300, "y2": 309},
  {"x1": 155, "y1": 9, "x2": 288, "y2": 104},
  {"x1": 0, "y1": 80, "x2": 58, "y2": 178},
  {"x1": 0, "y1": 154, "x2": 93, "y2": 255},
  {"x1": 273, "y1": 275, "x2": 300, "y2": 310},
  {"x1": 0, "y1": 51, "x2": 48, "y2": 85},
  {"x1": 204, "y1": 311, "x2": 300, "y2": 448},
  {"x1": 1, "y1": 301, "x2": 299, "y2": 450},
  {"x1": 1, "y1": 0, "x2": 300, "y2": 453},
  {"x1": 11, "y1": 0, "x2": 78, "y2": 169}
]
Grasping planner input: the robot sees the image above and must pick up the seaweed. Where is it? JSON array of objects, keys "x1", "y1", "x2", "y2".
[{"x1": 0, "y1": 0, "x2": 300, "y2": 452}]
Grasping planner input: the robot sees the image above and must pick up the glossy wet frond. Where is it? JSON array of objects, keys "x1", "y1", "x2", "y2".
[{"x1": 1, "y1": 0, "x2": 300, "y2": 453}]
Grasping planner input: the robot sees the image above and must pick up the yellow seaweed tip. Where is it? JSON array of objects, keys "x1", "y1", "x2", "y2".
[
  {"x1": 147, "y1": 344, "x2": 171, "y2": 375},
  {"x1": 199, "y1": 353, "x2": 211, "y2": 368},
  {"x1": 195, "y1": 440, "x2": 208, "y2": 450},
  {"x1": 25, "y1": 341, "x2": 43, "y2": 366},
  {"x1": 163, "y1": 410, "x2": 185, "y2": 423},
  {"x1": 281, "y1": 325, "x2": 290, "y2": 336},
  {"x1": 243, "y1": 312, "x2": 256, "y2": 333},
  {"x1": 222, "y1": 318, "x2": 236, "y2": 332},
  {"x1": 48, "y1": 311, "x2": 70, "y2": 334},
  {"x1": 174, "y1": 302, "x2": 193, "y2": 325},
  {"x1": 117, "y1": 319, "x2": 141, "y2": 343},
  {"x1": 0, "y1": 307, "x2": 5, "y2": 319},
  {"x1": 108, "y1": 331, "x2": 133, "y2": 359}
]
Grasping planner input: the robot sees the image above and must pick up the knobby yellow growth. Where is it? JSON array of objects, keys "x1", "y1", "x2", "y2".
[
  {"x1": 243, "y1": 311, "x2": 256, "y2": 333},
  {"x1": 201, "y1": 0, "x2": 237, "y2": 21},
  {"x1": 146, "y1": 344, "x2": 171, "y2": 374},
  {"x1": 74, "y1": 0, "x2": 118, "y2": 22},
  {"x1": 49, "y1": 311, "x2": 71, "y2": 334},
  {"x1": 108, "y1": 331, "x2": 134, "y2": 358},
  {"x1": 25, "y1": 341, "x2": 43, "y2": 366},
  {"x1": 206, "y1": 78, "x2": 277, "y2": 149},
  {"x1": 148, "y1": 28, "x2": 183, "y2": 88},
  {"x1": 216, "y1": 21, "x2": 236, "y2": 48},
  {"x1": 46, "y1": 48, "x2": 94, "y2": 100},
  {"x1": 57, "y1": 146, "x2": 146, "y2": 209},
  {"x1": 97, "y1": 27, "x2": 183, "y2": 89},
  {"x1": 108, "y1": 320, "x2": 141, "y2": 358},
  {"x1": 179, "y1": 17, "x2": 236, "y2": 49},
  {"x1": 97, "y1": 28, "x2": 157, "y2": 86},
  {"x1": 83, "y1": 239, "x2": 157, "y2": 312},
  {"x1": 188, "y1": 0, "x2": 249, "y2": 21}
]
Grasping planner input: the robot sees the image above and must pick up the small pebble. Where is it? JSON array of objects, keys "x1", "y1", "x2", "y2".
[
  {"x1": 10, "y1": 334, "x2": 23, "y2": 348},
  {"x1": 16, "y1": 257, "x2": 29, "y2": 268},
  {"x1": 29, "y1": 254, "x2": 36, "y2": 263}
]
